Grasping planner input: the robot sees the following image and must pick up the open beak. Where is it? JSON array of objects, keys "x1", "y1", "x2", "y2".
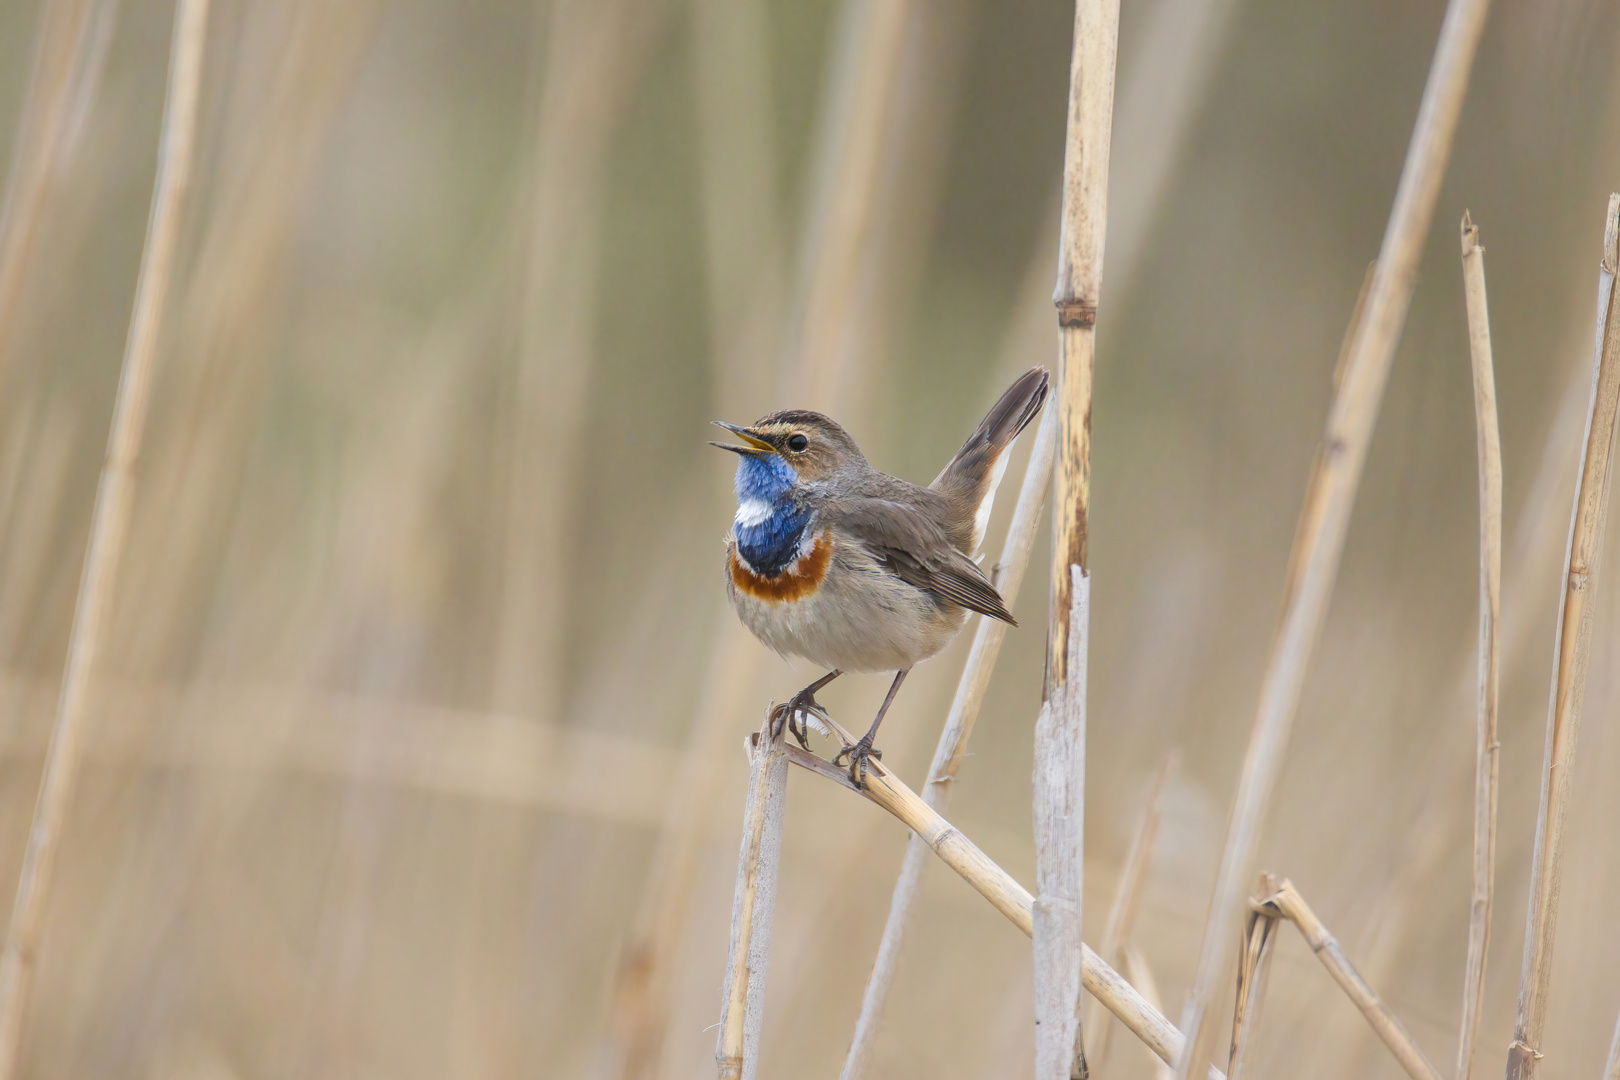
[{"x1": 710, "y1": 421, "x2": 777, "y2": 456}]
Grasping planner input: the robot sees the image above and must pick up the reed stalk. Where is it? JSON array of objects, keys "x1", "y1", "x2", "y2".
[
  {"x1": 1255, "y1": 879, "x2": 1442, "y2": 1080},
  {"x1": 780, "y1": 732, "x2": 1226, "y2": 1080},
  {"x1": 715, "y1": 716, "x2": 790, "y2": 1080},
  {"x1": 780, "y1": 0, "x2": 913, "y2": 405},
  {"x1": 1084, "y1": 751, "x2": 1177, "y2": 1067},
  {"x1": 1042, "y1": 0, "x2": 1120, "y2": 1074},
  {"x1": 494, "y1": 0, "x2": 669, "y2": 723},
  {"x1": 1455, "y1": 211, "x2": 1501, "y2": 1080},
  {"x1": 1227, "y1": 874, "x2": 1280, "y2": 1079},
  {"x1": 1505, "y1": 193, "x2": 1620, "y2": 1080},
  {"x1": 0, "y1": 0, "x2": 111, "y2": 377},
  {"x1": 1173, "y1": 0, "x2": 1492, "y2": 1069},
  {"x1": 0, "y1": 0, "x2": 211, "y2": 1072},
  {"x1": 839, "y1": 395, "x2": 1056, "y2": 1080},
  {"x1": 1605, "y1": 1008, "x2": 1620, "y2": 1080}
]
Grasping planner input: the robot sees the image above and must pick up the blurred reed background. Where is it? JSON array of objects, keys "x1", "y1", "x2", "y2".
[{"x1": 0, "y1": 0, "x2": 1617, "y2": 1077}]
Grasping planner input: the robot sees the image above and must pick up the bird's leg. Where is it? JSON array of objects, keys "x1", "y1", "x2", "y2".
[
  {"x1": 833, "y1": 668, "x2": 909, "y2": 787},
  {"x1": 770, "y1": 669, "x2": 842, "y2": 750}
]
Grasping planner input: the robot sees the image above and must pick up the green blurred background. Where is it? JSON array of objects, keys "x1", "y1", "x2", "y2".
[{"x1": 0, "y1": 0, "x2": 1617, "y2": 1076}]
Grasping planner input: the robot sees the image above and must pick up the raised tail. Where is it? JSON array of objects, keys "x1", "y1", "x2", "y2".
[{"x1": 931, "y1": 367, "x2": 1049, "y2": 553}]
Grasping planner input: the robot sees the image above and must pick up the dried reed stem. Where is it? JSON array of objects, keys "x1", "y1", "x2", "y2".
[
  {"x1": 1038, "y1": 568, "x2": 1092, "y2": 1079},
  {"x1": 1043, "y1": 0, "x2": 1120, "y2": 1072},
  {"x1": 495, "y1": 0, "x2": 667, "y2": 721},
  {"x1": 1173, "y1": 0, "x2": 1492, "y2": 1069},
  {"x1": 0, "y1": 0, "x2": 109, "y2": 374},
  {"x1": 841, "y1": 400, "x2": 1056, "y2": 1080},
  {"x1": 784, "y1": 729, "x2": 1226, "y2": 1080},
  {"x1": 715, "y1": 717, "x2": 790, "y2": 1080},
  {"x1": 1605, "y1": 1008, "x2": 1620, "y2": 1080},
  {"x1": 1505, "y1": 194, "x2": 1620, "y2": 1080},
  {"x1": 1254, "y1": 880, "x2": 1442, "y2": 1080},
  {"x1": 1084, "y1": 751, "x2": 1178, "y2": 1066},
  {"x1": 0, "y1": 0, "x2": 212, "y2": 1071},
  {"x1": 781, "y1": 0, "x2": 912, "y2": 403},
  {"x1": 1227, "y1": 874, "x2": 1280, "y2": 1079},
  {"x1": 1455, "y1": 211, "x2": 1500, "y2": 1080}
]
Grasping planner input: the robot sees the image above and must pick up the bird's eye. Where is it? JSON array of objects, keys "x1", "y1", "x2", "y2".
[{"x1": 787, "y1": 434, "x2": 809, "y2": 453}]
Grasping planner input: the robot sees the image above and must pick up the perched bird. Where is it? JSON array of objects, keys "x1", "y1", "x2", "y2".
[{"x1": 711, "y1": 367, "x2": 1049, "y2": 783}]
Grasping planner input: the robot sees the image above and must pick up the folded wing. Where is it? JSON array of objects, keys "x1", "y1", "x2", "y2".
[{"x1": 833, "y1": 497, "x2": 1017, "y2": 625}]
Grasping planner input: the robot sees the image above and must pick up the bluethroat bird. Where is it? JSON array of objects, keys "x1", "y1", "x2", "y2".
[{"x1": 712, "y1": 367, "x2": 1049, "y2": 784}]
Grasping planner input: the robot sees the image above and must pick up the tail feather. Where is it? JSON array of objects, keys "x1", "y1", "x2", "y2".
[{"x1": 932, "y1": 367, "x2": 1049, "y2": 552}]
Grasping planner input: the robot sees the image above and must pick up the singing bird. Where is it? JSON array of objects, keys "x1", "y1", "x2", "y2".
[{"x1": 712, "y1": 368, "x2": 1049, "y2": 783}]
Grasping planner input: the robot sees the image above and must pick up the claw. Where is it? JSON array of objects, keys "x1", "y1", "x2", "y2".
[
  {"x1": 770, "y1": 688, "x2": 830, "y2": 751},
  {"x1": 832, "y1": 737, "x2": 882, "y2": 787}
]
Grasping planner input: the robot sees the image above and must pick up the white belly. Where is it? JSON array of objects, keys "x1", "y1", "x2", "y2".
[{"x1": 727, "y1": 533, "x2": 967, "y2": 673}]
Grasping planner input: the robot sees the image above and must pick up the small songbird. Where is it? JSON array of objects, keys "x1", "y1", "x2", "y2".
[{"x1": 711, "y1": 367, "x2": 1049, "y2": 784}]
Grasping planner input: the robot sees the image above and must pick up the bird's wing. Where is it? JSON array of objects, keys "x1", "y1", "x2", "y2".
[{"x1": 830, "y1": 498, "x2": 1017, "y2": 625}]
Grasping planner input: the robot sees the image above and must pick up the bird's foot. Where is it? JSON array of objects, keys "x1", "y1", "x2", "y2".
[
  {"x1": 831, "y1": 737, "x2": 882, "y2": 787},
  {"x1": 770, "y1": 688, "x2": 831, "y2": 751}
]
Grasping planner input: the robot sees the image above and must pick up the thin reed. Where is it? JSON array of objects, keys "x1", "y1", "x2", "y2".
[
  {"x1": 1506, "y1": 193, "x2": 1620, "y2": 1079},
  {"x1": 0, "y1": 0, "x2": 211, "y2": 1072},
  {"x1": 1455, "y1": 210, "x2": 1500, "y2": 1080},
  {"x1": 1084, "y1": 751, "x2": 1176, "y2": 1067},
  {"x1": 1174, "y1": 0, "x2": 1493, "y2": 1068},
  {"x1": 0, "y1": 0, "x2": 104, "y2": 374},
  {"x1": 715, "y1": 716, "x2": 789, "y2": 1080}
]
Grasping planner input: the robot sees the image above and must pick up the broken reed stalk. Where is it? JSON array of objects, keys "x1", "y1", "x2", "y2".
[
  {"x1": 0, "y1": 0, "x2": 104, "y2": 374},
  {"x1": 1042, "y1": 0, "x2": 1120, "y2": 1074},
  {"x1": 840, "y1": 400, "x2": 1057, "y2": 1080},
  {"x1": 0, "y1": 0, "x2": 211, "y2": 1072},
  {"x1": 1455, "y1": 211, "x2": 1500, "y2": 1080},
  {"x1": 1084, "y1": 751, "x2": 1178, "y2": 1066},
  {"x1": 1172, "y1": 0, "x2": 1493, "y2": 1069},
  {"x1": 1257, "y1": 879, "x2": 1442, "y2": 1080},
  {"x1": 781, "y1": 736, "x2": 1226, "y2": 1080},
  {"x1": 715, "y1": 716, "x2": 790, "y2": 1080},
  {"x1": 1506, "y1": 193, "x2": 1620, "y2": 1080},
  {"x1": 1226, "y1": 874, "x2": 1280, "y2": 1079}
]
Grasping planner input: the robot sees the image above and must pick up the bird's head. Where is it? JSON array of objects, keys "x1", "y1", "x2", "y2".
[{"x1": 710, "y1": 410, "x2": 866, "y2": 497}]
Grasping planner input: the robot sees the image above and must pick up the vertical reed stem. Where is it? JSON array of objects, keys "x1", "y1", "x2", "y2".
[
  {"x1": 1455, "y1": 211, "x2": 1501, "y2": 1080},
  {"x1": 715, "y1": 716, "x2": 790, "y2": 1080},
  {"x1": 1084, "y1": 751, "x2": 1177, "y2": 1066},
  {"x1": 1505, "y1": 193, "x2": 1620, "y2": 1080},
  {"x1": 1042, "y1": 0, "x2": 1120, "y2": 1074},
  {"x1": 0, "y1": 0, "x2": 110, "y2": 375},
  {"x1": 1604, "y1": 1007, "x2": 1620, "y2": 1080},
  {"x1": 1173, "y1": 0, "x2": 1492, "y2": 1069},
  {"x1": 0, "y1": 0, "x2": 212, "y2": 1072}
]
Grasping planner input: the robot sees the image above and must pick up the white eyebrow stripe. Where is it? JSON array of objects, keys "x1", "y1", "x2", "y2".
[{"x1": 734, "y1": 499, "x2": 776, "y2": 527}]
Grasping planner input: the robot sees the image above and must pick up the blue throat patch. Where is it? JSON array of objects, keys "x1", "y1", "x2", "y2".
[{"x1": 734, "y1": 454, "x2": 811, "y2": 577}]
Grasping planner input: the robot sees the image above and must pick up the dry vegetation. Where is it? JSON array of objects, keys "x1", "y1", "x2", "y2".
[{"x1": 0, "y1": 0, "x2": 1618, "y2": 1078}]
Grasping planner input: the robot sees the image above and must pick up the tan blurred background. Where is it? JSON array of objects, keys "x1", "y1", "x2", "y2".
[{"x1": 0, "y1": 0, "x2": 1618, "y2": 1076}]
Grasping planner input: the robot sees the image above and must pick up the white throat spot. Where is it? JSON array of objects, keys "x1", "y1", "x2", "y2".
[{"x1": 734, "y1": 499, "x2": 775, "y2": 528}]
